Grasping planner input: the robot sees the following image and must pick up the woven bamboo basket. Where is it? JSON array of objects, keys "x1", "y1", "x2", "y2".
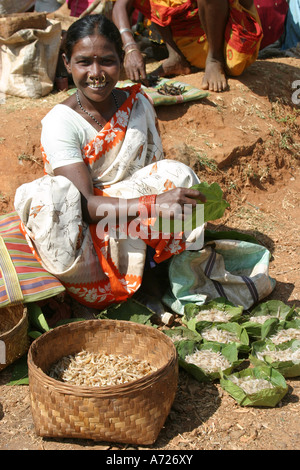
[
  {"x1": 0, "y1": 304, "x2": 29, "y2": 372},
  {"x1": 28, "y1": 319, "x2": 178, "y2": 445}
]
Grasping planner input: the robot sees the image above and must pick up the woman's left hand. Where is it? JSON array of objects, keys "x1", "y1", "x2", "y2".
[{"x1": 155, "y1": 187, "x2": 206, "y2": 220}]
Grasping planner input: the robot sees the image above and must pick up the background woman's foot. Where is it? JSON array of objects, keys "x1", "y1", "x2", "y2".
[
  {"x1": 151, "y1": 55, "x2": 192, "y2": 77},
  {"x1": 201, "y1": 57, "x2": 228, "y2": 92}
]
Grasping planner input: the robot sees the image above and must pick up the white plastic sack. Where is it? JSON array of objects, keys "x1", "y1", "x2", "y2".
[{"x1": 0, "y1": 19, "x2": 61, "y2": 98}]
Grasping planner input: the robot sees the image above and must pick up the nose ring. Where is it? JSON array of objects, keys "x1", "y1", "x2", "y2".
[{"x1": 87, "y1": 72, "x2": 106, "y2": 86}]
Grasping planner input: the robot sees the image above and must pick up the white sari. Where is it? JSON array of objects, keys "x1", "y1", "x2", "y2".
[{"x1": 14, "y1": 84, "x2": 204, "y2": 308}]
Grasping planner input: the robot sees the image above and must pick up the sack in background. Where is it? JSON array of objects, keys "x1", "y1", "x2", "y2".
[
  {"x1": 0, "y1": 0, "x2": 35, "y2": 14},
  {"x1": 163, "y1": 239, "x2": 276, "y2": 314},
  {"x1": 0, "y1": 12, "x2": 48, "y2": 38},
  {"x1": 0, "y1": 14, "x2": 61, "y2": 99}
]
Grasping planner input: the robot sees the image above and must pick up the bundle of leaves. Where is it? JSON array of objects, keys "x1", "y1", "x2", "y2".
[
  {"x1": 163, "y1": 326, "x2": 201, "y2": 344},
  {"x1": 183, "y1": 298, "x2": 244, "y2": 333},
  {"x1": 250, "y1": 339, "x2": 300, "y2": 378},
  {"x1": 177, "y1": 340, "x2": 242, "y2": 382},
  {"x1": 241, "y1": 300, "x2": 298, "y2": 340},
  {"x1": 220, "y1": 365, "x2": 288, "y2": 407},
  {"x1": 265, "y1": 319, "x2": 300, "y2": 344},
  {"x1": 196, "y1": 321, "x2": 250, "y2": 354}
]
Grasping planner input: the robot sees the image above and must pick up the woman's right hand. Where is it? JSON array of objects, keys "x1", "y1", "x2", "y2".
[{"x1": 124, "y1": 48, "x2": 147, "y2": 83}]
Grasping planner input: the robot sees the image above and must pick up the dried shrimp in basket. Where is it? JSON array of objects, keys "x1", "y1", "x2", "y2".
[{"x1": 48, "y1": 350, "x2": 157, "y2": 387}]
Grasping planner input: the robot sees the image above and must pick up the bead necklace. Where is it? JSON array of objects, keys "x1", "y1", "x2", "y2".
[{"x1": 76, "y1": 89, "x2": 119, "y2": 128}]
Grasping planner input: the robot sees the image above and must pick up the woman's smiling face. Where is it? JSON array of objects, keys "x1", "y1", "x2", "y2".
[{"x1": 64, "y1": 33, "x2": 122, "y2": 105}]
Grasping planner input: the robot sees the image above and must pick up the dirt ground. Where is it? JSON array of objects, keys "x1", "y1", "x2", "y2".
[{"x1": 0, "y1": 55, "x2": 300, "y2": 451}]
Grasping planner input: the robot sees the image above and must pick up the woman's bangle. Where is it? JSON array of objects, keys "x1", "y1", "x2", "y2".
[
  {"x1": 138, "y1": 195, "x2": 157, "y2": 218},
  {"x1": 123, "y1": 41, "x2": 137, "y2": 49},
  {"x1": 125, "y1": 48, "x2": 139, "y2": 56},
  {"x1": 119, "y1": 28, "x2": 133, "y2": 35}
]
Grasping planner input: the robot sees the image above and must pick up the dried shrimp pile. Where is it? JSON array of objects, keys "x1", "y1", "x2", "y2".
[
  {"x1": 270, "y1": 328, "x2": 300, "y2": 344},
  {"x1": 201, "y1": 327, "x2": 239, "y2": 344},
  {"x1": 195, "y1": 309, "x2": 232, "y2": 323},
  {"x1": 230, "y1": 375, "x2": 274, "y2": 394},
  {"x1": 256, "y1": 346, "x2": 300, "y2": 362},
  {"x1": 185, "y1": 349, "x2": 231, "y2": 373},
  {"x1": 48, "y1": 350, "x2": 157, "y2": 387},
  {"x1": 170, "y1": 334, "x2": 188, "y2": 343},
  {"x1": 248, "y1": 315, "x2": 275, "y2": 324}
]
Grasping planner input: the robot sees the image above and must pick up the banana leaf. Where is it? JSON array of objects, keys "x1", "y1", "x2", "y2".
[
  {"x1": 183, "y1": 298, "x2": 244, "y2": 333},
  {"x1": 250, "y1": 339, "x2": 300, "y2": 377},
  {"x1": 220, "y1": 365, "x2": 288, "y2": 407},
  {"x1": 177, "y1": 340, "x2": 242, "y2": 382}
]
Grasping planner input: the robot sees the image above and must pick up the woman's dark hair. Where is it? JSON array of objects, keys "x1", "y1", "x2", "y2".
[{"x1": 64, "y1": 14, "x2": 124, "y2": 62}]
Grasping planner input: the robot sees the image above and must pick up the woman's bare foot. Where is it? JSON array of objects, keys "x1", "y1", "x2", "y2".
[
  {"x1": 151, "y1": 54, "x2": 192, "y2": 78},
  {"x1": 201, "y1": 57, "x2": 228, "y2": 92}
]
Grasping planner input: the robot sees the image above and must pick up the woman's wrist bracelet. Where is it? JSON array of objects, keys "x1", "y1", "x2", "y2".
[
  {"x1": 125, "y1": 48, "x2": 139, "y2": 56},
  {"x1": 119, "y1": 28, "x2": 133, "y2": 35},
  {"x1": 123, "y1": 41, "x2": 137, "y2": 49}
]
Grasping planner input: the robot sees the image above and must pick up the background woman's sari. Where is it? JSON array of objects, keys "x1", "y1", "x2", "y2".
[{"x1": 134, "y1": 0, "x2": 263, "y2": 76}]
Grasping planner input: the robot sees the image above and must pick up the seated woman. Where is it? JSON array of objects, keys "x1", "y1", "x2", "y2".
[
  {"x1": 112, "y1": 0, "x2": 263, "y2": 92},
  {"x1": 14, "y1": 14, "x2": 206, "y2": 312}
]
